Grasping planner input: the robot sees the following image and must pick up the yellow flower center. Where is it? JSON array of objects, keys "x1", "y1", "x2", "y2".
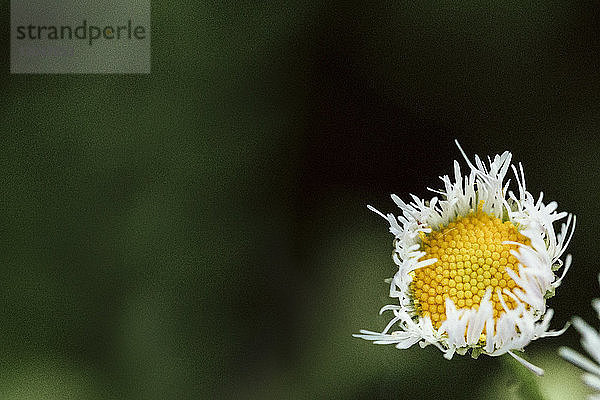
[{"x1": 411, "y1": 210, "x2": 531, "y2": 329}]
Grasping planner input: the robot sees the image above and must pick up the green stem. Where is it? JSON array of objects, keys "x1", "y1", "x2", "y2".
[{"x1": 501, "y1": 354, "x2": 548, "y2": 400}]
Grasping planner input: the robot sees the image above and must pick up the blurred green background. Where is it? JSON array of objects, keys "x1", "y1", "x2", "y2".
[{"x1": 2, "y1": 2, "x2": 600, "y2": 399}]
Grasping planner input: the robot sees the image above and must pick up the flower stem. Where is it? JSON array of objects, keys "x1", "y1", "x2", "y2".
[{"x1": 502, "y1": 354, "x2": 548, "y2": 400}]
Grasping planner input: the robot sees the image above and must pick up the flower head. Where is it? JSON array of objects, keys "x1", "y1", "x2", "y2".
[
  {"x1": 559, "y1": 275, "x2": 600, "y2": 398},
  {"x1": 354, "y1": 141, "x2": 575, "y2": 375}
]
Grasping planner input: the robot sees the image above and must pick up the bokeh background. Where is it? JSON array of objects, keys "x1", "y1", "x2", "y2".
[{"x1": 2, "y1": 2, "x2": 600, "y2": 399}]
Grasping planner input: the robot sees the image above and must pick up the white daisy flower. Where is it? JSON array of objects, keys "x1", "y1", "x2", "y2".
[
  {"x1": 559, "y1": 275, "x2": 600, "y2": 398},
  {"x1": 354, "y1": 141, "x2": 575, "y2": 375}
]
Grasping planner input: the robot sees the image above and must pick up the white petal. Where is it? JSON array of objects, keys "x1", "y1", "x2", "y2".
[
  {"x1": 559, "y1": 347, "x2": 600, "y2": 376},
  {"x1": 508, "y1": 351, "x2": 544, "y2": 376}
]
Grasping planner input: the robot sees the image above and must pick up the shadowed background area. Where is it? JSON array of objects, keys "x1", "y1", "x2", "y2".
[{"x1": 1, "y1": 2, "x2": 599, "y2": 399}]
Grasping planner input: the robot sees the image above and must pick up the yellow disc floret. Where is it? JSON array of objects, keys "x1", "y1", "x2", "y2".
[{"x1": 412, "y1": 210, "x2": 530, "y2": 329}]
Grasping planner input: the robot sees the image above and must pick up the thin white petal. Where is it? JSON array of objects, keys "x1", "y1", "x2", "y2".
[
  {"x1": 508, "y1": 351, "x2": 544, "y2": 376},
  {"x1": 559, "y1": 347, "x2": 600, "y2": 376}
]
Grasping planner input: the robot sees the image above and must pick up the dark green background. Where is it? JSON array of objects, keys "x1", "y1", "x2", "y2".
[{"x1": 2, "y1": 2, "x2": 598, "y2": 399}]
